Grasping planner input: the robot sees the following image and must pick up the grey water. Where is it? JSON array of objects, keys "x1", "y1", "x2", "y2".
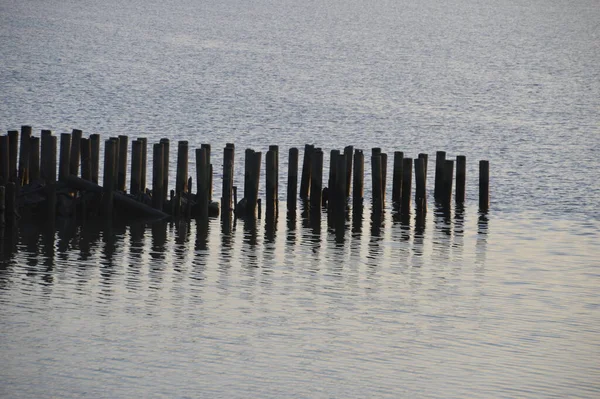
[{"x1": 1, "y1": 0, "x2": 599, "y2": 397}]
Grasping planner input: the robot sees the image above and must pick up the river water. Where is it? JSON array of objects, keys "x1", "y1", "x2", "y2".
[{"x1": 1, "y1": 0, "x2": 599, "y2": 397}]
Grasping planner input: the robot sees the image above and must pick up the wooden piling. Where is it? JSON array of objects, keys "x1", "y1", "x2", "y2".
[
  {"x1": 336, "y1": 153, "x2": 347, "y2": 212},
  {"x1": 0, "y1": 136, "x2": 9, "y2": 185},
  {"x1": 59, "y1": 133, "x2": 71, "y2": 182},
  {"x1": 109, "y1": 137, "x2": 119, "y2": 190},
  {"x1": 139, "y1": 137, "x2": 147, "y2": 193},
  {"x1": 117, "y1": 135, "x2": 128, "y2": 192},
  {"x1": 381, "y1": 152, "x2": 388, "y2": 206},
  {"x1": 442, "y1": 160, "x2": 454, "y2": 207},
  {"x1": 160, "y1": 138, "x2": 170, "y2": 203},
  {"x1": 80, "y1": 138, "x2": 91, "y2": 181},
  {"x1": 222, "y1": 146, "x2": 234, "y2": 221},
  {"x1": 310, "y1": 148, "x2": 323, "y2": 210},
  {"x1": 392, "y1": 151, "x2": 403, "y2": 206},
  {"x1": 18, "y1": 125, "x2": 32, "y2": 186},
  {"x1": 130, "y1": 139, "x2": 142, "y2": 196},
  {"x1": 195, "y1": 147, "x2": 209, "y2": 220},
  {"x1": 300, "y1": 144, "x2": 314, "y2": 199},
  {"x1": 287, "y1": 147, "x2": 299, "y2": 212},
  {"x1": 269, "y1": 145, "x2": 278, "y2": 212},
  {"x1": 352, "y1": 149, "x2": 364, "y2": 211},
  {"x1": 176, "y1": 140, "x2": 189, "y2": 195},
  {"x1": 414, "y1": 156, "x2": 427, "y2": 213},
  {"x1": 29, "y1": 136, "x2": 40, "y2": 182},
  {"x1": 328, "y1": 149, "x2": 340, "y2": 207},
  {"x1": 40, "y1": 132, "x2": 54, "y2": 184},
  {"x1": 0, "y1": 186, "x2": 4, "y2": 228},
  {"x1": 152, "y1": 143, "x2": 164, "y2": 211},
  {"x1": 201, "y1": 144, "x2": 211, "y2": 202},
  {"x1": 265, "y1": 149, "x2": 277, "y2": 219},
  {"x1": 344, "y1": 145, "x2": 353, "y2": 199},
  {"x1": 456, "y1": 155, "x2": 466, "y2": 205},
  {"x1": 102, "y1": 139, "x2": 116, "y2": 216},
  {"x1": 7, "y1": 130, "x2": 18, "y2": 183},
  {"x1": 247, "y1": 151, "x2": 261, "y2": 217},
  {"x1": 371, "y1": 150, "x2": 383, "y2": 210},
  {"x1": 70, "y1": 129, "x2": 82, "y2": 177},
  {"x1": 434, "y1": 151, "x2": 446, "y2": 201},
  {"x1": 418, "y1": 153, "x2": 428, "y2": 178},
  {"x1": 5, "y1": 182, "x2": 16, "y2": 227},
  {"x1": 244, "y1": 148, "x2": 253, "y2": 204},
  {"x1": 479, "y1": 160, "x2": 490, "y2": 211},
  {"x1": 401, "y1": 157, "x2": 413, "y2": 215},
  {"x1": 90, "y1": 134, "x2": 100, "y2": 184}
]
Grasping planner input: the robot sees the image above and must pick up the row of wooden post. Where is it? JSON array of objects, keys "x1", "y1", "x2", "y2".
[{"x1": 1, "y1": 126, "x2": 491, "y2": 231}]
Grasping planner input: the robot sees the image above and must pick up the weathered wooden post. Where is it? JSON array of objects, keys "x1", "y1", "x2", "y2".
[
  {"x1": 18, "y1": 125, "x2": 32, "y2": 186},
  {"x1": 381, "y1": 152, "x2": 388, "y2": 206},
  {"x1": 0, "y1": 136, "x2": 9, "y2": 185},
  {"x1": 244, "y1": 148, "x2": 254, "y2": 205},
  {"x1": 102, "y1": 139, "x2": 116, "y2": 216},
  {"x1": 335, "y1": 152, "x2": 347, "y2": 222},
  {"x1": 59, "y1": 133, "x2": 71, "y2": 182},
  {"x1": 418, "y1": 153, "x2": 428, "y2": 178},
  {"x1": 29, "y1": 136, "x2": 40, "y2": 182},
  {"x1": 265, "y1": 149, "x2": 277, "y2": 219},
  {"x1": 434, "y1": 151, "x2": 446, "y2": 201},
  {"x1": 344, "y1": 145, "x2": 353, "y2": 199},
  {"x1": 401, "y1": 157, "x2": 412, "y2": 215},
  {"x1": 222, "y1": 145, "x2": 234, "y2": 222},
  {"x1": 352, "y1": 149, "x2": 364, "y2": 212},
  {"x1": 152, "y1": 143, "x2": 164, "y2": 211},
  {"x1": 7, "y1": 130, "x2": 18, "y2": 183},
  {"x1": 40, "y1": 132, "x2": 53, "y2": 184},
  {"x1": 456, "y1": 155, "x2": 466, "y2": 205},
  {"x1": 195, "y1": 147, "x2": 209, "y2": 221},
  {"x1": 201, "y1": 144, "x2": 211, "y2": 202},
  {"x1": 310, "y1": 148, "x2": 323, "y2": 211},
  {"x1": 247, "y1": 151, "x2": 261, "y2": 217},
  {"x1": 269, "y1": 145, "x2": 278, "y2": 207},
  {"x1": 90, "y1": 133, "x2": 100, "y2": 184},
  {"x1": 479, "y1": 160, "x2": 489, "y2": 211},
  {"x1": 109, "y1": 137, "x2": 119, "y2": 189},
  {"x1": 371, "y1": 149, "x2": 383, "y2": 211},
  {"x1": 5, "y1": 182, "x2": 16, "y2": 227},
  {"x1": 287, "y1": 147, "x2": 299, "y2": 213},
  {"x1": 414, "y1": 156, "x2": 427, "y2": 214},
  {"x1": 70, "y1": 129, "x2": 82, "y2": 177},
  {"x1": 80, "y1": 138, "x2": 92, "y2": 181},
  {"x1": 176, "y1": 140, "x2": 189, "y2": 196},
  {"x1": 392, "y1": 151, "x2": 403, "y2": 207},
  {"x1": 46, "y1": 136, "x2": 57, "y2": 222},
  {"x1": 117, "y1": 135, "x2": 128, "y2": 192},
  {"x1": 0, "y1": 185, "x2": 4, "y2": 228},
  {"x1": 139, "y1": 137, "x2": 147, "y2": 193},
  {"x1": 300, "y1": 144, "x2": 314, "y2": 200},
  {"x1": 442, "y1": 159, "x2": 454, "y2": 208},
  {"x1": 328, "y1": 149, "x2": 340, "y2": 208},
  {"x1": 130, "y1": 139, "x2": 142, "y2": 196},
  {"x1": 160, "y1": 138, "x2": 170, "y2": 203}
]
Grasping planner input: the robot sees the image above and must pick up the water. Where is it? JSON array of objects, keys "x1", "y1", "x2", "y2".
[{"x1": 1, "y1": 0, "x2": 600, "y2": 397}]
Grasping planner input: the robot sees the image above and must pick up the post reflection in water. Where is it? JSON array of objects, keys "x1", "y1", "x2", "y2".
[{"x1": 476, "y1": 210, "x2": 489, "y2": 267}]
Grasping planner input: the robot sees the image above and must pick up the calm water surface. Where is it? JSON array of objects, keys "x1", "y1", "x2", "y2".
[{"x1": 1, "y1": 0, "x2": 599, "y2": 397}]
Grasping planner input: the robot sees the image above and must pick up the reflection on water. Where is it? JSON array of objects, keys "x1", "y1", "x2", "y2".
[{"x1": 1, "y1": 206, "x2": 600, "y2": 399}]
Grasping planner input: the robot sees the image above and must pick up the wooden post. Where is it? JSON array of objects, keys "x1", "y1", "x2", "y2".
[
  {"x1": 328, "y1": 149, "x2": 340, "y2": 208},
  {"x1": 29, "y1": 136, "x2": 40, "y2": 182},
  {"x1": 265, "y1": 149, "x2": 276, "y2": 219},
  {"x1": 0, "y1": 136, "x2": 9, "y2": 185},
  {"x1": 59, "y1": 133, "x2": 71, "y2": 182},
  {"x1": 152, "y1": 143, "x2": 164, "y2": 211},
  {"x1": 109, "y1": 137, "x2": 119, "y2": 189},
  {"x1": 381, "y1": 152, "x2": 388, "y2": 206},
  {"x1": 80, "y1": 138, "x2": 92, "y2": 181},
  {"x1": 392, "y1": 151, "x2": 403, "y2": 206},
  {"x1": 130, "y1": 140, "x2": 142, "y2": 196},
  {"x1": 414, "y1": 157, "x2": 427, "y2": 213},
  {"x1": 90, "y1": 134, "x2": 100, "y2": 184},
  {"x1": 247, "y1": 151, "x2": 261, "y2": 217},
  {"x1": 344, "y1": 145, "x2": 353, "y2": 199},
  {"x1": 244, "y1": 148, "x2": 253, "y2": 203},
  {"x1": 371, "y1": 150, "x2": 383, "y2": 210},
  {"x1": 201, "y1": 144, "x2": 211, "y2": 202},
  {"x1": 442, "y1": 160, "x2": 454, "y2": 207},
  {"x1": 117, "y1": 135, "x2": 128, "y2": 191},
  {"x1": 434, "y1": 151, "x2": 446, "y2": 201},
  {"x1": 479, "y1": 160, "x2": 490, "y2": 211},
  {"x1": 139, "y1": 137, "x2": 147, "y2": 193},
  {"x1": 222, "y1": 145, "x2": 234, "y2": 221},
  {"x1": 70, "y1": 129, "x2": 82, "y2": 177},
  {"x1": 175, "y1": 140, "x2": 189, "y2": 196},
  {"x1": 352, "y1": 149, "x2": 364, "y2": 212},
  {"x1": 310, "y1": 148, "x2": 323, "y2": 210},
  {"x1": 7, "y1": 130, "x2": 18, "y2": 183},
  {"x1": 418, "y1": 153, "x2": 428, "y2": 179},
  {"x1": 40, "y1": 132, "x2": 53, "y2": 184},
  {"x1": 336, "y1": 153, "x2": 347, "y2": 216},
  {"x1": 268, "y1": 145, "x2": 278, "y2": 215},
  {"x1": 102, "y1": 139, "x2": 116, "y2": 216},
  {"x1": 456, "y1": 155, "x2": 466, "y2": 205},
  {"x1": 160, "y1": 138, "x2": 170, "y2": 203},
  {"x1": 401, "y1": 157, "x2": 412, "y2": 215},
  {"x1": 46, "y1": 136, "x2": 57, "y2": 222},
  {"x1": 5, "y1": 182, "x2": 16, "y2": 227},
  {"x1": 195, "y1": 147, "x2": 209, "y2": 220},
  {"x1": 18, "y1": 125, "x2": 32, "y2": 186},
  {"x1": 0, "y1": 186, "x2": 4, "y2": 228},
  {"x1": 287, "y1": 147, "x2": 299, "y2": 212},
  {"x1": 300, "y1": 144, "x2": 314, "y2": 199}
]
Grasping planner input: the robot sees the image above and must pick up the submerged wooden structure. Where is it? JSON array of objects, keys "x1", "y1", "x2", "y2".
[{"x1": 0, "y1": 126, "x2": 490, "y2": 235}]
